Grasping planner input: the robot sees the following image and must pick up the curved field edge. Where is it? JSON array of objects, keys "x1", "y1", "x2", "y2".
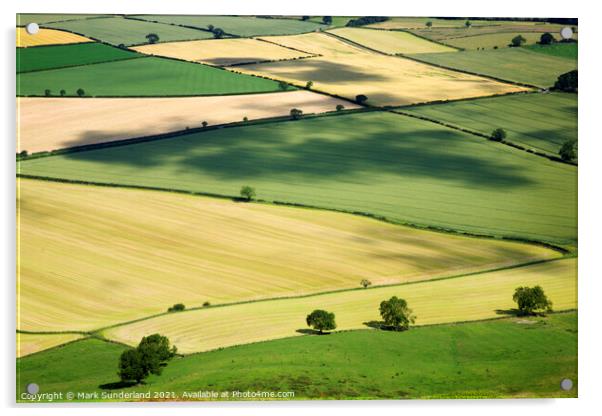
[
  {"x1": 17, "y1": 332, "x2": 85, "y2": 357},
  {"x1": 17, "y1": 177, "x2": 561, "y2": 332},
  {"x1": 17, "y1": 312, "x2": 578, "y2": 401},
  {"x1": 101, "y1": 258, "x2": 576, "y2": 354}
]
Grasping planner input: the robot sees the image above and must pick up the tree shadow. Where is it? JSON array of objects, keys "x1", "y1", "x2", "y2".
[
  {"x1": 494, "y1": 308, "x2": 521, "y2": 316},
  {"x1": 362, "y1": 321, "x2": 408, "y2": 331},
  {"x1": 296, "y1": 328, "x2": 330, "y2": 335},
  {"x1": 98, "y1": 380, "x2": 138, "y2": 390}
]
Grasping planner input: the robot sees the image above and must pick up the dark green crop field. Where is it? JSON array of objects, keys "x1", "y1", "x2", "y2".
[
  {"x1": 17, "y1": 312, "x2": 577, "y2": 401},
  {"x1": 18, "y1": 111, "x2": 577, "y2": 246},
  {"x1": 403, "y1": 92, "x2": 577, "y2": 157},
  {"x1": 16, "y1": 56, "x2": 284, "y2": 96},
  {"x1": 17, "y1": 42, "x2": 142, "y2": 73},
  {"x1": 132, "y1": 15, "x2": 326, "y2": 37},
  {"x1": 524, "y1": 43, "x2": 578, "y2": 60},
  {"x1": 44, "y1": 16, "x2": 215, "y2": 46},
  {"x1": 410, "y1": 48, "x2": 577, "y2": 88}
]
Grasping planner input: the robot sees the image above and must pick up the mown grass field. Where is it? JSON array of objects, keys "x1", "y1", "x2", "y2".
[
  {"x1": 104, "y1": 258, "x2": 576, "y2": 353},
  {"x1": 525, "y1": 43, "x2": 578, "y2": 60},
  {"x1": 410, "y1": 48, "x2": 577, "y2": 87},
  {"x1": 18, "y1": 312, "x2": 577, "y2": 401},
  {"x1": 17, "y1": 178, "x2": 557, "y2": 332},
  {"x1": 17, "y1": 332, "x2": 83, "y2": 357},
  {"x1": 327, "y1": 28, "x2": 457, "y2": 54},
  {"x1": 17, "y1": 42, "x2": 141, "y2": 73},
  {"x1": 16, "y1": 27, "x2": 91, "y2": 48},
  {"x1": 17, "y1": 56, "x2": 283, "y2": 97},
  {"x1": 444, "y1": 32, "x2": 544, "y2": 49},
  {"x1": 132, "y1": 38, "x2": 312, "y2": 66},
  {"x1": 44, "y1": 16, "x2": 215, "y2": 46},
  {"x1": 234, "y1": 33, "x2": 525, "y2": 106},
  {"x1": 132, "y1": 15, "x2": 326, "y2": 37},
  {"x1": 402, "y1": 92, "x2": 577, "y2": 156},
  {"x1": 17, "y1": 14, "x2": 106, "y2": 25},
  {"x1": 18, "y1": 111, "x2": 577, "y2": 245},
  {"x1": 17, "y1": 91, "x2": 354, "y2": 153}
]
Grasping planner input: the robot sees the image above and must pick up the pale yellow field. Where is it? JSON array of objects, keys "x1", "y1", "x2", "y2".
[
  {"x1": 230, "y1": 45, "x2": 528, "y2": 106},
  {"x1": 17, "y1": 91, "x2": 356, "y2": 153},
  {"x1": 131, "y1": 38, "x2": 314, "y2": 66},
  {"x1": 259, "y1": 32, "x2": 366, "y2": 56},
  {"x1": 16, "y1": 27, "x2": 92, "y2": 47},
  {"x1": 17, "y1": 178, "x2": 558, "y2": 332},
  {"x1": 104, "y1": 258, "x2": 577, "y2": 353},
  {"x1": 328, "y1": 27, "x2": 457, "y2": 54},
  {"x1": 17, "y1": 333, "x2": 84, "y2": 357}
]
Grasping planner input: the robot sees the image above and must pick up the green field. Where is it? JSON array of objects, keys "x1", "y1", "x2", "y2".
[
  {"x1": 403, "y1": 92, "x2": 577, "y2": 156},
  {"x1": 410, "y1": 48, "x2": 577, "y2": 87},
  {"x1": 17, "y1": 56, "x2": 283, "y2": 96},
  {"x1": 18, "y1": 111, "x2": 577, "y2": 245},
  {"x1": 525, "y1": 43, "x2": 578, "y2": 60},
  {"x1": 133, "y1": 15, "x2": 325, "y2": 37},
  {"x1": 44, "y1": 16, "x2": 215, "y2": 46},
  {"x1": 17, "y1": 312, "x2": 577, "y2": 401},
  {"x1": 17, "y1": 14, "x2": 107, "y2": 25},
  {"x1": 17, "y1": 42, "x2": 142, "y2": 73}
]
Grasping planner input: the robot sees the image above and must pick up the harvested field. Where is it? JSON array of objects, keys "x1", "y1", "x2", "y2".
[
  {"x1": 103, "y1": 259, "x2": 577, "y2": 353},
  {"x1": 259, "y1": 32, "x2": 365, "y2": 56},
  {"x1": 17, "y1": 91, "x2": 356, "y2": 153},
  {"x1": 327, "y1": 28, "x2": 457, "y2": 54},
  {"x1": 444, "y1": 32, "x2": 546, "y2": 49},
  {"x1": 16, "y1": 178, "x2": 558, "y2": 332},
  {"x1": 17, "y1": 332, "x2": 84, "y2": 357},
  {"x1": 132, "y1": 38, "x2": 313, "y2": 66},
  {"x1": 16, "y1": 27, "x2": 92, "y2": 48}
]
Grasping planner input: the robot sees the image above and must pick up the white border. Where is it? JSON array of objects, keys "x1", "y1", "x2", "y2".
[{"x1": 3, "y1": 1, "x2": 600, "y2": 415}]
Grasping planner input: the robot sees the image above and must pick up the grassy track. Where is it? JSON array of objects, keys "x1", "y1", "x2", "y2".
[
  {"x1": 18, "y1": 111, "x2": 577, "y2": 245},
  {"x1": 410, "y1": 48, "x2": 577, "y2": 87},
  {"x1": 17, "y1": 178, "x2": 557, "y2": 332},
  {"x1": 17, "y1": 312, "x2": 578, "y2": 401},
  {"x1": 104, "y1": 258, "x2": 576, "y2": 353},
  {"x1": 17, "y1": 42, "x2": 141, "y2": 73},
  {"x1": 327, "y1": 28, "x2": 456, "y2": 54},
  {"x1": 44, "y1": 16, "x2": 215, "y2": 46},
  {"x1": 132, "y1": 15, "x2": 325, "y2": 37},
  {"x1": 17, "y1": 333, "x2": 84, "y2": 357},
  {"x1": 17, "y1": 56, "x2": 283, "y2": 97},
  {"x1": 402, "y1": 92, "x2": 577, "y2": 156},
  {"x1": 525, "y1": 43, "x2": 578, "y2": 60},
  {"x1": 16, "y1": 28, "x2": 91, "y2": 48}
]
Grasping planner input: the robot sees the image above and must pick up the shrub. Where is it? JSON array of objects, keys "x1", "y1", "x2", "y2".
[
  {"x1": 513, "y1": 286, "x2": 553, "y2": 315},
  {"x1": 243, "y1": 116, "x2": 248, "y2": 122},
  {"x1": 360, "y1": 279, "x2": 372, "y2": 289},
  {"x1": 202, "y1": 301, "x2": 211, "y2": 307},
  {"x1": 490, "y1": 128, "x2": 507, "y2": 142},
  {"x1": 167, "y1": 303, "x2": 185, "y2": 312},
  {"x1": 306, "y1": 309, "x2": 336, "y2": 334}
]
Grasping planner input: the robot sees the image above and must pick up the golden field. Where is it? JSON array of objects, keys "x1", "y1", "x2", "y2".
[
  {"x1": 328, "y1": 27, "x2": 457, "y2": 54},
  {"x1": 17, "y1": 333, "x2": 83, "y2": 357},
  {"x1": 131, "y1": 38, "x2": 313, "y2": 66},
  {"x1": 17, "y1": 27, "x2": 91, "y2": 47},
  {"x1": 104, "y1": 258, "x2": 577, "y2": 353},
  {"x1": 17, "y1": 178, "x2": 559, "y2": 332},
  {"x1": 17, "y1": 91, "x2": 356, "y2": 153},
  {"x1": 233, "y1": 33, "x2": 528, "y2": 106}
]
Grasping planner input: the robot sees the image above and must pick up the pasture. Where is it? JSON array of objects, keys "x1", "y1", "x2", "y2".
[
  {"x1": 16, "y1": 56, "x2": 283, "y2": 97},
  {"x1": 327, "y1": 28, "x2": 457, "y2": 54},
  {"x1": 409, "y1": 24, "x2": 571, "y2": 43},
  {"x1": 402, "y1": 92, "x2": 577, "y2": 157},
  {"x1": 44, "y1": 16, "x2": 214, "y2": 46},
  {"x1": 17, "y1": 333, "x2": 83, "y2": 357},
  {"x1": 132, "y1": 38, "x2": 312, "y2": 66},
  {"x1": 17, "y1": 42, "x2": 141, "y2": 73},
  {"x1": 103, "y1": 258, "x2": 576, "y2": 353},
  {"x1": 410, "y1": 48, "x2": 578, "y2": 87},
  {"x1": 16, "y1": 27, "x2": 91, "y2": 48},
  {"x1": 17, "y1": 91, "x2": 355, "y2": 153},
  {"x1": 17, "y1": 14, "x2": 106, "y2": 25},
  {"x1": 444, "y1": 32, "x2": 544, "y2": 49},
  {"x1": 132, "y1": 15, "x2": 325, "y2": 37},
  {"x1": 18, "y1": 111, "x2": 577, "y2": 245},
  {"x1": 16, "y1": 178, "x2": 556, "y2": 332},
  {"x1": 17, "y1": 312, "x2": 578, "y2": 401},
  {"x1": 526, "y1": 43, "x2": 578, "y2": 60}
]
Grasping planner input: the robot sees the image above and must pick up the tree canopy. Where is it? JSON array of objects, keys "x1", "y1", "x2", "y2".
[
  {"x1": 306, "y1": 309, "x2": 336, "y2": 333},
  {"x1": 118, "y1": 334, "x2": 177, "y2": 384},
  {"x1": 379, "y1": 296, "x2": 416, "y2": 330},
  {"x1": 512, "y1": 286, "x2": 553, "y2": 315}
]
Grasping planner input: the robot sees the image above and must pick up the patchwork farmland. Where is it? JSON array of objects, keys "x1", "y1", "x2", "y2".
[{"x1": 16, "y1": 14, "x2": 578, "y2": 401}]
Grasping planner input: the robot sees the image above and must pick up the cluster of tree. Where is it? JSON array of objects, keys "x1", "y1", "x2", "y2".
[
  {"x1": 513, "y1": 286, "x2": 553, "y2": 315},
  {"x1": 554, "y1": 70, "x2": 578, "y2": 92},
  {"x1": 346, "y1": 17, "x2": 389, "y2": 27},
  {"x1": 167, "y1": 303, "x2": 185, "y2": 313},
  {"x1": 44, "y1": 88, "x2": 85, "y2": 97},
  {"x1": 145, "y1": 33, "x2": 159, "y2": 44},
  {"x1": 118, "y1": 334, "x2": 177, "y2": 384},
  {"x1": 559, "y1": 139, "x2": 577, "y2": 162}
]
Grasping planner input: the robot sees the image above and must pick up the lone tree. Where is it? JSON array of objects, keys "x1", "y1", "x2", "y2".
[
  {"x1": 539, "y1": 32, "x2": 556, "y2": 45},
  {"x1": 360, "y1": 279, "x2": 372, "y2": 289},
  {"x1": 490, "y1": 128, "x2": 507, "y2": 142},
  {"x1": 305, "y1": 80, "x2": 314, "y2": 89},
  {"x1": 145, "y1": 33, "x2": 159, "y2": 44},
  {"x1": 336, "y1": 104, "x2": 345, "y2": 111},
  {"x1": 322, "y1": 16, "x2": 333, "y2": 25},
  {"x1": 212, "y1": 28, "x2": 225, "y2": 39},
  {"x1": 207, "y1": 24, "x2": 214, "y2": 32},
  {"x1": 510, "y1": 35, "x2": 527, "y2": 47},
  {"x1": 355, "y1": 94, "x2": 368, "y2": 104},
  {"x1": 512, "y1": 286, "x2": 553, "y2": 316},
  {"x1": 290, "y1": 108, "x2": 303, "y2": 120},
  {"x1": 118, "y1": 334, "x2": 176, "y2": 384},
  {"x1": 559, "y1": 139, "x2": 577, "y2": 162},
  {"x1": 60, "y1": 89, "x2": 66, "y2": 97},
  {"x1": 201, "y1": 121, "x2": 208, "y2": 128},
  {"x1": 554, "y1": 70, "x2": 577, "y2": 92},
  {"x1": 426, "y1": 21, "x2": 433, "y2": 29},
  {"x1": 465, "y1": 20, "x2": 472, "y2": 29},
  {"x1": 44, "y1": 89, "x2": 51, "y2": 97},
  {"x1": 306, "y1": 309, "x2": 336, "y2": 334},
  {"x1": 240, "y1": 185, "x2": 256, "y2": 201},
  {"x1": 76, "y1": 88, "x2": 85, "y2": 97},
  {"x1": 379, "y1": 296, "x2": 416, "y2": 330}
]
